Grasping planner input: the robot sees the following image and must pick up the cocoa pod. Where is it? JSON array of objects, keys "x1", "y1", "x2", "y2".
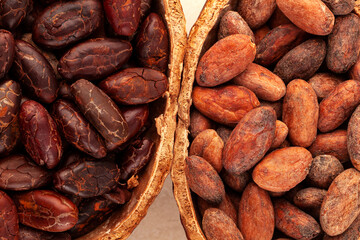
[
  {"x1": 195, "y1": 34, "x2": 256, "y2": 87},
  {"x1": 318, "y1": 80, "x2": 360, "y2": 132},
  {"x1": 253, "y1": 147, "x2": 313, "y2": 192},
  {"x1": 192, "y1": 85, "x2": 260, "y2": 126},
  {"x1": 233, "y1": 63, "x2": 286, "y2": 101},
  {"x1": 326, "y1": 14, "x2": 360, "y2": 73},
  {"x1": 185, "y1": 155, "x2": 225, "y2": 205},
  {"x1": 223, "y1": 106, "x2": 276, "y2": 175},
  {"x1": 238, "y1": 182, "x2": 274, "y2": 240},
  {"x1": 276, "y1": 0, "x2": 335, "y2": 35},
  {"x1": 320, "y1": 168, "x2": 360, "y2": 236},
  {"x1": 282, "y1": 79, "x2": 319, "y2": 147}
]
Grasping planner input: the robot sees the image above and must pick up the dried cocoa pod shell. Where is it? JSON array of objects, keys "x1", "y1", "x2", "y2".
[
  {"x1": 202, "y1": 208, "x2": 244, "y2": 240},
  {"x1": 233, "y1": 63, "x2": 286, "y2": 101},
  {"x1": 192, "y1": 85, "x2": 260, "y2": 126},
  {"x1": 276, "y1": 0, "x2": 335, "y2": 35},
  {"x1": 270, "y1": 120, "x2": 288, "y2": 149},
  {"x1": 189, "y1": 129, "x2": 223, "y2": 172},
  {"x1": 322, "y1": 0, "x2": 355, "y2": 15},
  {"x1": 238, "y1": 182, "x2": 275, "y2": 240},
  {"x1": 308, "y1": 73, "x2": 343, "y2": 100},
  {"x1": 255, "y1": 24, "x2": 307, "y2": 66},
  {"x1": 318, "y1": 80, "x2": 360, "y2": 132},
  {"x1": 195, "y1": 34, "x2": 256, "y2": 87},
  {"x1": 185, "y1": 155, "x2": 225, "y2": 204},
  {"x1": 306, "y1": 155, "x2": 344, "y2": 189},
  {"x1": 282, "y1": 79, "x2": 319, "y2": 147},
  {"x1": 253, "y1": 147, "x2": 313, "y2": 192},
  {"x1": 320, "y1": 168, "x2": 360, "y2": 236},
  {"x1": 273, "y1": 38, "x2": 326, "y2": 83},
  {"x1": 326, "y1": 13, "x2": 360, "y2": 74},
  {"x1": 237, "y1": 0, "x2": 276, "y2": 29},
  {"x1": 347, "y1": 105, "x2": 360, "y2": 170},
  {"x1": 223, "y1": 106, "x2": 276, "y2": 175},
  {"x1": 218, "y1": 11, "x2": 254, "y2": 41},
  {"x1": 274, "y1": 199, "x2": 321, "y2": 239}
]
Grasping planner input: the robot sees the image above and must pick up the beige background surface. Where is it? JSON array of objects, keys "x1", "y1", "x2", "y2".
[{"x1": 128, "y1": 0, "x2": 206, "y2": 239}]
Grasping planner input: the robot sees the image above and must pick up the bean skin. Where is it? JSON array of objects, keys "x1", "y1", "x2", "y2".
[{"x1": 0, "y1": 190, "x2": 19, "y2": 240}]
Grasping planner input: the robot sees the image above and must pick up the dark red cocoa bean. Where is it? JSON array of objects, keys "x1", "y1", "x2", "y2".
[
  {"x1": 58, "y1": 38, "x2": 132, "y2": 81},
  {"x1": 69, "y1": 197, "x2": 116, "y2": 238},
  {"x1": 54, "y1": 158, "x2": 120, "y2": 198},
  {"x1": 0, "y1": 115, "x2": 20, "y2": 157},
  {"x1": 326, "y1": 13, "x2": 360, "y2": 73},
  {"x1": 32, "y1": 0, "x2": 103, "y2": 49},
  {"x1": 58, "y1": 81, "x2": 73, "y2": 100},
  {"x1": 13, "y1": 190, "x2": 78, "y2": 232},
  {"x1": 19, "y1": 225, "x2": 71, "y2": 240},
  {"x1": 103, "y1": 0, "x2": 141, "y2": 37},
  {"x1": 19, "y1": 100, "x2": 63, "y2": 169},
  {"x1": 52, "y1": 99, "x2": 107, "y2": 159},
  {"x1": 0, "y1": 154, "x2": 51, "y2": 191},
  {"x1": 12, "y1": 40, "x2": 58, "y2": 104},
  {"x1": 0, "y1": 0, "x2": 31, "y2": 30},
  {"x1": 0, "y1": 190, "x2": 19, "y2": 240},
  {"x1": 119, "y1": 138, "x2": 154, "y2": 181},
  {"x1": 103, "y1": 187, "x2": 132, "y2": 204},
  {"x1": 71, "y1": 79, "x2": 129, "y2": 150},
  {"x1": 135, "y1": 13, "x2": 169, "y2": 72},
  {"x1": 121, "y1": 104, "x2": 149, "y2": 141},
  {"x1": 0, "y1": 79, "x2": 21, "y2": 133},
  {"x1": 0, "y1": 29, "x2": 15, "y2": 79},
  {"x1": 140, "y1": 0, "x2": 152, "y2": 19},
  {"x1": 274, "y1": 38, "x2": 326, "y2": 83},
  {"x1": 99, "y1": 68, "x2": 168, "y2": 105}
]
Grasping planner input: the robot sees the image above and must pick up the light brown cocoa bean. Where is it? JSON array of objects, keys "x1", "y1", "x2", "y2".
[
  {"x1": 282, "y1": 79, "x2": 319, "y2": 147},
  {"x1": 308, "y1": 73, "x2": 343, "y2": 100},
  {"x1": 293, "y1": 187, "x2": 327, "y2": 218},
  {"x1": 220, "y1": 170, "x2": 250, "y2": 193},
  {"x1": 261, "y1": 100, "x2": 282, "y2": 119},
  {"x1": 195, "y1": 34, "x2": 256, "y2": 87},
  {"x1": 350, "y1": 57, "x2": 360, "y2": 80},
  {"x1": 347, "y1": 105, "x2": 360, "y2": 170},
  {"x1": 322, "y1": 0, "x2": 355, "y2": 15},
  {"x1": 318, "y1": 80, "x2": 360, "y2": 132},
  {"x1": 252, "y1": 147, "x2": 313, "y2": 192},
  {"x1": 237, "y1": 0, "x2": 276, "y2": 29},
  {"x1": 238, "y1": 182, "x2": 275, "y2": 240},
  {"x1": 218, "y1": 11, "x2": 254, "y2": 42},
  {"x1": 320, "y1": 168, "x2": 360, "y2": 236},
  {"x1": 270, "y1": 120, "x2": 288, "y2": 149},
  {"x1": 189, "y1": 129, "x2": 223, "y2": 172},
  {"x1": 254, "y1": 25, "x2": 270, "y2": 45},
  {"x1": 189, "y1": 109, "x2": 215, "y2": 139},
  {"x1": 233, "y1": 63, "x2": 286, "y2": 101},
  {"x1": 223, "y1": 106, "x2": 276, "y2": 175},
  {"x1": 276, "y1": 0, "x2": 335, "y2": 35},
  {"x1": 268, "y1": 7, "x2": 291, "y2": 28},
  {"x1": 192, "y1": 85, "x2": 260, "y2": 126},
  {"x1": 323, "y1": 214, "x2": 360, "y2": 240}
]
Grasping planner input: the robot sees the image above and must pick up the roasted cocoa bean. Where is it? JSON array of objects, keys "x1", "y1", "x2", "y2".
[
  {"x1": 33, "y1": 0, "x2": 103, "y2": 49},
  {"x1": 237, "y1": 0, "x2": 276, "y2": 29},
  {"x1": 19, "y1": 225, "x2": 71, "y2": 240},
  {"x1": 293, "y1": 187, "x2": 327, "y2": 218},
  {"x1": 0, "y1": 29, "x2": 14, "y2": 79},
  {"x1": 0, "y1": 79, "x2": 21, "y2": 133},
  {"x1": 348, "y1": 105, "x2": 360, "y2": 170},
  {"x1": 19, "y1": 100, "x2": 62, "y2": 169},
  {"x1": 136, "y1": 13, "x2": 169, "y2": 72},
  {"x1": 103, "y1": 0, "x2": 141, "y2": 37},
  {"x1": 71, "y1": 79, "x2": 129, "y2": 150},
  {"x1": 54, "y1": 158, "x2": 120, "y2": 198},
  {"x1": 322, "y1": 0, "x2": 355, "y2": 15},
  {"x1": 190, "y1": 109, "x2": 215, "y2": 139},
  {"x1": 308, "y1": 73, "x2": 343, "y2": 100},
  {"x1": 12, "y1": 40, "x2": 58, "y2": 104},
  {"x1": 52, "y1": 99, "x2": 107, "y2": 159},
  {"x1": 103, "y1": 187, "x2": 132, "y2": 205},
  {"x1": 13, "y1": 190, "x2": 78, "y2": 232},
  {"x1": 0, "y1": 0, "x2": 31, "y2": 30},
  {"x1": 218, "y1": 11, "x2": 254, "y2": 41},
  {"x1": 0, "y1": 115, "x2": 20, "y2": 157},
  {"x1": 0, "y1": 154, "x2": 51, "y2": 191},
  {"x1": 99, "y1": 68, "x2": 168, "y2": 105},
  {"x1": 58, "y1": 38, "x2": 132, "y2": 81},
  {"x1": 254, "y1": 25, "x2": 270, "y2": 45},
  {"x1": 121, "y1": 104, "x2": 149, "y2": 141},
  {"x1": 0, "y1": 190, "x2": 18, "y2": 240},
  {"x1": 223, "y1": 106, "x2": 276, "y2": 175},
  {"x1": 270, "y1": 120, "x2": 288, "y2": 150}
]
